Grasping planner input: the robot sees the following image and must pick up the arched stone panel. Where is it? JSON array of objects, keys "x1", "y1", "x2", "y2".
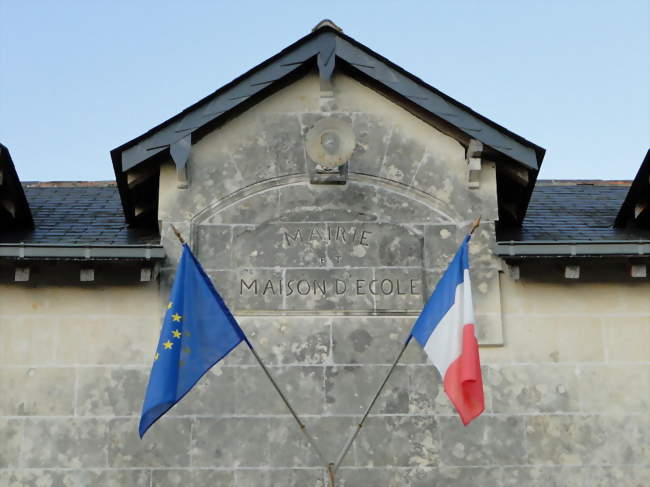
[
  {"x1": 181, "y1": 177, "x2": 503, "y2": 346},
  {"x1": 189, "y1": 179, "x2": 458, "y2": 315},
  {"x1": 157, "y1": 71, "x2": 504, "y2": 343}
]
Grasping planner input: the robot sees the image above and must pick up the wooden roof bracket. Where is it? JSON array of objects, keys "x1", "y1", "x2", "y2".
[
  {"x1": 466, "y1": 139, "x2": 483, "y2": 189},
  {"x1": 170, "y1": 134, "x2": 191, "y2": 189}
]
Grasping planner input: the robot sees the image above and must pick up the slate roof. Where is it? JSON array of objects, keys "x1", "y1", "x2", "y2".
[
  {"x1": 2, "y1": 180, "x2": 649, "y2": 248},
  {"x1": 498, "y1": 181, "x2": 650, "y2": 242},
  {"x1": 0, "y1": 182, "x2": 159, "y2": 245}
]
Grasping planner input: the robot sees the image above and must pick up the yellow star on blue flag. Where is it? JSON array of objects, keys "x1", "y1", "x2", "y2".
[{"x1": 139, "y1": 244, "x2": 246, "y2": 438}]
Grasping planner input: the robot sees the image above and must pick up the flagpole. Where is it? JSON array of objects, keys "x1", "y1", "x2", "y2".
[
  {"x1": 332, "y1": 216, "x2": 482, "y2": 471},
  {"x1": 169, "y1": 225, "x2": 332, "y2": 483}
]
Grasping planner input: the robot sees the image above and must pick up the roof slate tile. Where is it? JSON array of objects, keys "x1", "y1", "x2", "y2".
[
  {"x1": 498, "y1": 182, "x2": 650, "y2": 242},
  {"x1": 0, "y1": 184, "x2": 159, "y2": 245}
]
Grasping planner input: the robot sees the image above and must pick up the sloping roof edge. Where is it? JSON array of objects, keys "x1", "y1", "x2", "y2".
[
  {"x1": 0, "y1": 143, "x2": 33, "y2": 229},
  {"x1": 615, "y1": 149, "x2": 650, "y2": 228},
  {"x1": 111, "y1": 23, "x2": 545, "y2": 225}
]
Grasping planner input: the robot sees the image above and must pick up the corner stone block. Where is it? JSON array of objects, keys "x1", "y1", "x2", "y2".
[
  {"x1": 237, "y1": 365, "x2": 324, "y2": 416},
  {"x1": 0, "y1": 367, "x2": 75, "y2": 416},
  {"x1": 408, "y1": 365, "x2": 454, "y2": 415},
  {"x1": 284, "y1": 268, "x2": 374, "y2": 312},
  {"x1": 332, "y1": 316, "x2": 424, "y2": 364},
  {"x1": 501, "y1": 466, "x2": 586, "y2": 487},
  {"x1": 56, "y1": 315, "x2": 160, "y2": 365},
  {"x1": 379, "y1": 124, "x2": 426, "y2": 185},
  {"x1": 600, "y1": 414, "x2": 649, "y2": 466},
  {"x1": 0, "y1": 316, "x2": 57, "y2": 365},
  {"x1": 231, "y1": 316, "x2": 330, "y2": 365},
  {"x1": 374, "y1": 267, "x2": 426, "y2": 311},
  {"x1": 524, "y1": 415, "x2": 647, "y2": 466},
  {"x1": 355, "y1": 416, "x2": 440, "y2": 467},
  {"x1": 412, "y1": 150, "x2": 470, "y2": 217},
  {"x1": 423, "y1": 224, "x2": 461, "y2": 270},
  {"x1": 108, "y1": 417, "x2": 191, "y2": 468},
  {"x1": 466, "y1": 221, "x2": 498, "y2": 268},
  {"x1": 210, "y1": 269, "x2": 283, "y2": 311},
  {"x1": 191, "y1": 417, "x2": 319, "y2": 468},
  {"x1": 336, "y1": 468, "x2": 411, "y2": 487},
  {"x1": 22, "y1": 418, "x2": 108, "y2": 468},
  {"x1": 488, "y1": 364, "x2": 581, "y2": 414},
  {"x1": 372, "y1": 186, "x2": 452, "y2": 224},
  {"x1": 188, "y1": 148, "x2": 246, "y2": 208},
  {"x1": 229, "y1": 126, "x2": 277, "y2": 185},
  {"x1": 0, "y1": 470, "x2": 152, "y2": 487},
  {"x1": 277, "y1": 183, "x2": 377, "y2": 223},
  {"x1": 409, "y1": 467, "x2": 502, "y2": 487},
  {"x1": 170, "y1": 365, "x2": 237, "y2": 416},
  {"x1": 306, "y1": 416, "x2": 358, "y2": 467},
  {"x1": 234, "y1": 469, "x2": 324, "y2": 487},
  {"x1": 152, "y1": 470, "x2": 235, "y2": 487},
  {"x1": 196, "y1": 225, "x2": 233, "y2": 269},
  {"x1": 0, "y1": 418, "x2": 23, "y2": 468},
  {"x1": 160, "y1": 221, "x2": 190, "y2": 264},
  {"x1": 602, "y1": 316, "x2": 650, "y2": 362},
  {"x1": 439, "y1": 415, "x2": 526, "y2": 466},
  {"x1": 410, "y1": 364, "x2": 492, "y2": 415},
  {"x1": 502, "y1": 315, "x2": 604, "y2": 363},
  {"x1": 577, "y1": 364, "x2": 649, "y2": 413},
  {"x1": 474, "y1": 313, "x2": 504, "y2": 345},
  {"x1": 203, "y1": 189, "x2": 280, "y2": 225},
  {"x1": 77, "y1": 367, "x2": 149, "y2": 416},
  {"x1": 261, "y1": 113, "x2": 307, "y2": 177},
  {"x1": 348, "y1": 112, "x2": 392, "y2": 177},
  {"x1": 586, "y1": 467, "x2": 650, "y2": 487},
  {"x1": 232, "y1": 223, "x2": 328, "y2": 268},
  {"x1": 325, "y1": 365, "x2": 409, "y2": 415}
]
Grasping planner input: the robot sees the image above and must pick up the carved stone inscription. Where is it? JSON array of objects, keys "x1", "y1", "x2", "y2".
[{"x1": 197, "y1": 222, "x2": 427, "y2": 314}]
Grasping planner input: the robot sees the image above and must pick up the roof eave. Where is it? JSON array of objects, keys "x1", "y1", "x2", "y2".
[
  {"x1": 0, "y1": 243, "x2": 166, "y2": 261},
  {"x1": 496, "y1": 240, "x2": 650, "y2": 258}
]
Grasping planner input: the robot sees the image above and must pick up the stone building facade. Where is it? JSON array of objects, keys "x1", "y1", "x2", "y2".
[{"x1": 1, "y1": 22, "x2": 648, "y2": 487}]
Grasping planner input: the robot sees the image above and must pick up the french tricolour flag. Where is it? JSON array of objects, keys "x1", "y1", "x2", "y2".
[{"x1": 410, "y1": 235, "x2": 484, "y2": 425}]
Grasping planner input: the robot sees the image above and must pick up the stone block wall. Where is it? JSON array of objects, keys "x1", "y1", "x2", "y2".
[{"x1": 1, "y1": 276, "x2": 648, "y2": 486}]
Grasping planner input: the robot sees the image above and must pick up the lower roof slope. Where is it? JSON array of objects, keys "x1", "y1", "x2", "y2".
[
  {"x1": 497, "y1": 181, "x2": 650, "y2": 242},
  {"x1": 1, "y1": 179, "x2": 648, "y2": 261},
  {"x1": 0, "y1": 182, "x2": 159, "y2": 245}
]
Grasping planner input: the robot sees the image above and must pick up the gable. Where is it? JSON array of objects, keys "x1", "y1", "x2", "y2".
[
  {"x1": 112, "y1": 23, "x2": 544, "y2": 227},
  {"x1": 155, "y1": 69, "x2": 504, "y2": 343}
]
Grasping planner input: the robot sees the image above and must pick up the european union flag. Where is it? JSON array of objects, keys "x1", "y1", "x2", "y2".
[{"x1": 139, "y1": 244, "x2": 246, "y2": 438}]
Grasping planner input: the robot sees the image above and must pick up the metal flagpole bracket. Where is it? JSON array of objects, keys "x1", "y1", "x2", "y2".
[
  {"x1": 170, "y1": 224, "x2": 186, "y2": 245},
  {"x1": 469, "y1": 216, "x2": 481, "y2": 236}
]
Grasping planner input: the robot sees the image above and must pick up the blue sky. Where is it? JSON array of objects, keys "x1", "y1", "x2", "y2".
[{"x1": 1, "y1": 0, "x2": 648, "y2": 181}]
